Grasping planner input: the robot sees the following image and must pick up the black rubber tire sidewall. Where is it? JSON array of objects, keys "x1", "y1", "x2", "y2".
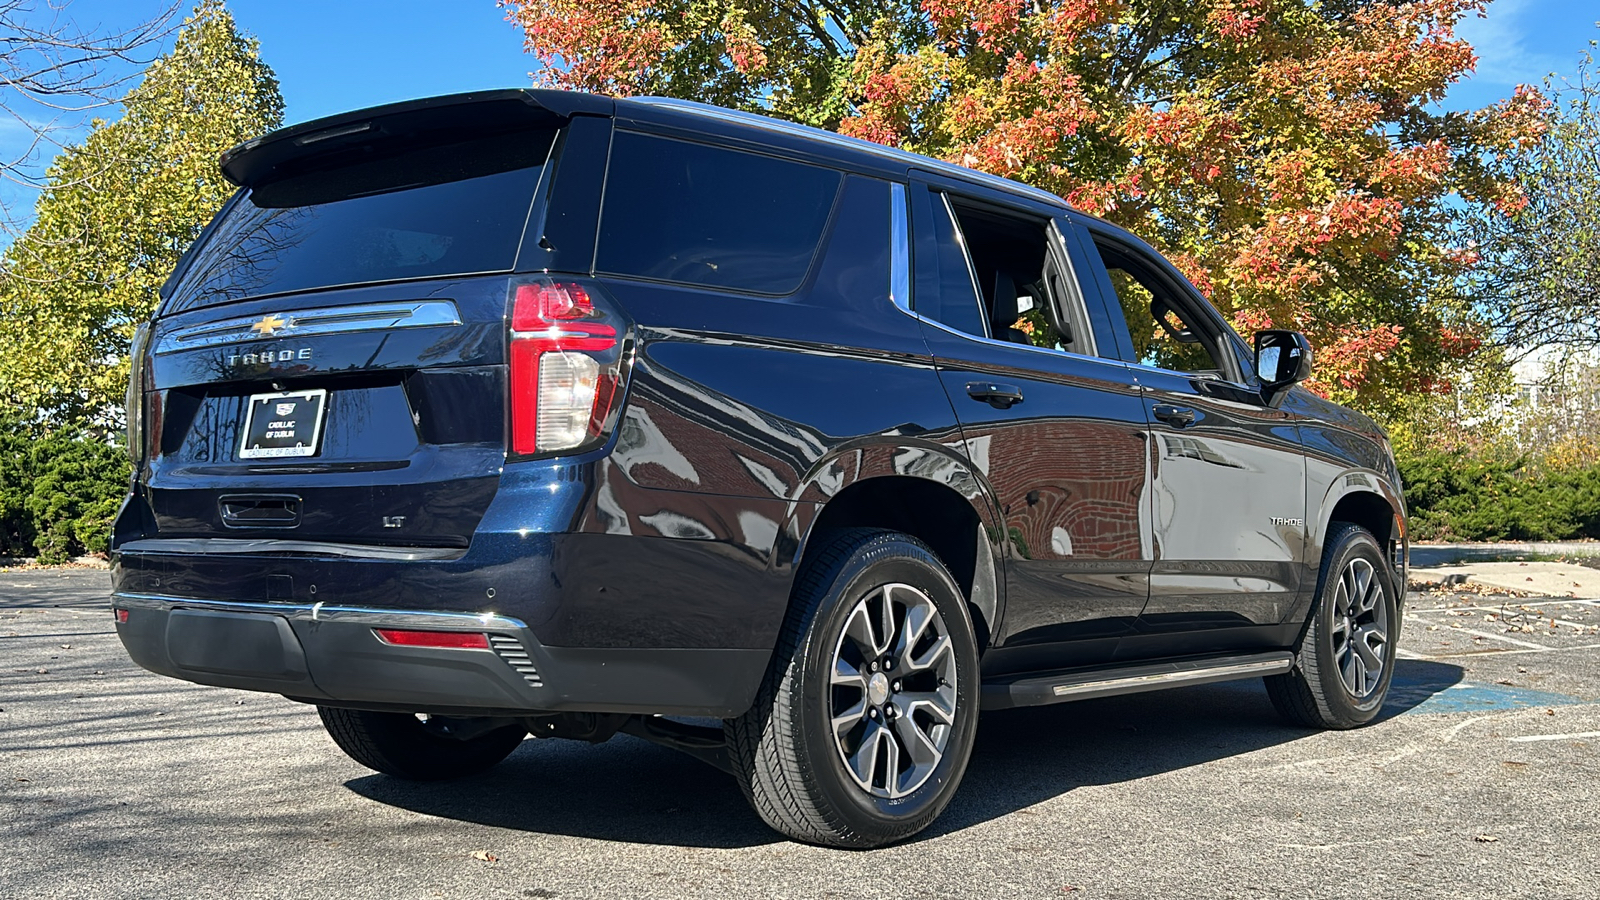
[
  {"x1": 1306, "y1": 527, "x2": 1399, "y2": 724},
  {"x1": 318, "y1": 707, "x2": 526, "y2": 781},
  {"x1": 795, "y1": 537, "x2": 981, "y2": 833}
]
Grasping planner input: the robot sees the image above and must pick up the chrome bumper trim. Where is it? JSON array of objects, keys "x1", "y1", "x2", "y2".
[
  {"x1": 115, "y1": 538, "x2": 466, "y2": 562},
  {"x1": 111, "y1": 591, "x2": 526, "y2": 631}
]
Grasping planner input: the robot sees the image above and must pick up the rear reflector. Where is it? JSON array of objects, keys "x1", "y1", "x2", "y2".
[
  {"x1": 114, "y1": 609, "x2": 129, "y2": 624},
  {"x1": 373, "y1": 629, "x2": 490, "y2": 649}
]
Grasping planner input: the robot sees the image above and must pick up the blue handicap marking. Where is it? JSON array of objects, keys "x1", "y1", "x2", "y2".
[{"x1": 1389, "y1": 679, "x2": 1585, "y2": 715}]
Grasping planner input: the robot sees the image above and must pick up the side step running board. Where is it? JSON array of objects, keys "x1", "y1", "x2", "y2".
[{"x1": 982, "y1": 651, "x2": 1294, "y2": 711}]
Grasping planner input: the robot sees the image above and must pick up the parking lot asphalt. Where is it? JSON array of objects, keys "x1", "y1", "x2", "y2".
[{"x1": 3, "y1": 567, "x2": 1599, "y2": 900}]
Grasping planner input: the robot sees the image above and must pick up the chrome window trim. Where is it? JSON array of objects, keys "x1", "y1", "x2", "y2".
[
  {"x1": 112, "y1": 591, "x2": 526, "y2": 631},
  {"x1": 890, "y1": 182, "x2": 911, "y2": 312},
  {"x1": 154, "y1": 299, "x2": 462, "y2": 354},
  {"x1": 632, "y1": 97, "x2": 1068, "y2": 210},
  {"x1": 898, "y1": 300, "x2": 1134, "y2": 373}
]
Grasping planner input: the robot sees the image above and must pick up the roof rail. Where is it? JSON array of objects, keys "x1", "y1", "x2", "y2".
[{"x1": 630, "y1": 97, "x2": 1067, "y2": 210}]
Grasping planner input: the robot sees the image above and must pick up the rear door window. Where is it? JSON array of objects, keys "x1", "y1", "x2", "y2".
[
  {"x1": 596, "y1": 132, "x2": 842, "y2": 295},
  {"x1": 165, "y1": 131, "x2": 556, "y2": 313}
]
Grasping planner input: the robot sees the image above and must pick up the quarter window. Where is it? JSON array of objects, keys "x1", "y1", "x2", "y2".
[{"x1": 596, "y1": 132, "x2": 842, "y2": 294}]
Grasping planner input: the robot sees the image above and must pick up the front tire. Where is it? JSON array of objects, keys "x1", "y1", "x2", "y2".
[
  {"x1": 1266, "y1": 522, "x2": 1399, "y2": 729},
  {"x1": 727, "y1": 528, "x2": 980, "y2": 848},
  {"x1": 317, "y1": 707, "x2": 526, "y2": 780}
]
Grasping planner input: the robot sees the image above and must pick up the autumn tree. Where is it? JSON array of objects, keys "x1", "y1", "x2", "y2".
[
  {"x1": 505, "y1": 0, "x2": 1547, "y2": 418},
  {"x1": 0, "y1": 0, "x2": 283, "y2": 430}
]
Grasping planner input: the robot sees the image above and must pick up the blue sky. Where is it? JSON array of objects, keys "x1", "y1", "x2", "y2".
[{"x1": 1, "y1": 0, "x2": 1597, "y2": 216}]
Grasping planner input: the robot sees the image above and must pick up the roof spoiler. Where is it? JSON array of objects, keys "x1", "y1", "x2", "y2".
[{"x1": 218, "y1": 88, "x2": 614, "y2": 188}]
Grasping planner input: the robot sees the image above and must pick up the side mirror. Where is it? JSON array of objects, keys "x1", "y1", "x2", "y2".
[{"x1": 1254, "y1": 329, "x2": 1313, "y2": 408}]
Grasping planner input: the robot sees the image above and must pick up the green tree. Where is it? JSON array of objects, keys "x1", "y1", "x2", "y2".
[{"x1": 0, "y1": 0, "x2": 282, "y2": 430}]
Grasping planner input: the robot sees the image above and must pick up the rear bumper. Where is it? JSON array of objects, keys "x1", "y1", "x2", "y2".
[{"x1": 112, "y1": 592, "x2": 769, "y2": 718}]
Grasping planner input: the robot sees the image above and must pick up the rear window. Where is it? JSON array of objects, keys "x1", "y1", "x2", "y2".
[
  {"x1": 596, "y1": 132, "x2": 842, "y2": 295},
  {"x1": 165, "y1": 130, "x2": 556, "y2": 313}
]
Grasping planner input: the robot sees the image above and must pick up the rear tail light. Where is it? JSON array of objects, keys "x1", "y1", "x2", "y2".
[
  {"x1": 125, "y1": 323, "x2": 151, "y2": 462},
  {"x1": 507, "y1": 278, "x2": 631, "y2": 457},
  {"x1": 373, "y1": 629, "x2": 490, "y2": 649}
]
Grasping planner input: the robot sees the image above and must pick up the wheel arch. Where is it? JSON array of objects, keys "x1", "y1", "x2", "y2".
[
  {"x1": 1314, "y1": 471, "x2": 1407, "y2": 590},
  {"x1": 786, "y1": 453, "x2": 1002, "y2": 652}
]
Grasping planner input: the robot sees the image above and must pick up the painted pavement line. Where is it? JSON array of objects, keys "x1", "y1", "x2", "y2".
[
  {"x1": 1395, "y1": 642, "x2": 1600, "y2": 661},
  {"x1": 1548, "y1": 618, "x2": 1591, "y2": 630},
  {"x1": 1506, "y1": 731, "x2": 1600, "y2": 743},
  {"x1": 1409, "y1": 606, "x2": 1596, "y2": 630},
  {"x1": 1458, "y1": 628, "x2": 1550, "y2": 650},
  {"x1": 1409, "y1": 599, "x2": 1600, "y2": 612}
]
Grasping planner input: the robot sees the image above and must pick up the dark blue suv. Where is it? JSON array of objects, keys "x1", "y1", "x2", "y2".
[{"x1": 113, "y1": 90, "x2": 1408, "y2": 847}]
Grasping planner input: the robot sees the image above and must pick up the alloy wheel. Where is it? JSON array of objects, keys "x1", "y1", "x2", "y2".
[
  {"x1": 828, "y1": 582, "x2": 959, "y2": 799},
  {"x1": 1330, "y1": 557, "x2": 1389, "y2": 699}
]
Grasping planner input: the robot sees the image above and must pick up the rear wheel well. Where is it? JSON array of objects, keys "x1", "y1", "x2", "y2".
[{"x1": 804, "y1": 476, "x2": 993, "y2": 650}]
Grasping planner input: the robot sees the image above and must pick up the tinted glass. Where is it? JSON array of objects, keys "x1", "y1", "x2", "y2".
[
  {"x1": 166, "y1": 131, "x2": 554, "y2": 312},
  {"x1": 1104, "y1": 265, "x2": 1219, "y2": 373},
  {"x1": 596, "y1": 132, "x2": 842, "y2": 294},
  {"x1": 917, "y1": 193, "x2": 988, "y2": 338}
]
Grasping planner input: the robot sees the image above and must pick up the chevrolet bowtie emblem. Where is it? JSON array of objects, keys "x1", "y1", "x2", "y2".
[{"x1": 250, "y1": 314, "x2": 289, "y2": 336}]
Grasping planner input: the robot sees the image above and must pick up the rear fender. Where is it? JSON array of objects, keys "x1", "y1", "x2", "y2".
[{"x1": 783, "y1": 439, "x2": 1005, "y2": 648}]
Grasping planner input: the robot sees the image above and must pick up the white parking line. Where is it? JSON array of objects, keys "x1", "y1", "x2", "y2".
[
  {"x1": 1548, "y1": 618, "x2": 1590, "y2": 630},
  {"x1": 1458, "y1": 628, "x2": 1550, "y2": 650},
  {"x1": 1506, "y1": 731, "x2": 1600, "y2": 743},
  {"x1": 1409, "y1": 599, "x2": 1600, "y2": 612},
  {"x1": 1399, "y1": 642, "x2": 1600, "y2": 660}
]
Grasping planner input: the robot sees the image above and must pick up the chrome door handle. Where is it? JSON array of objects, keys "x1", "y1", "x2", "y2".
[
  {"x1": 1152, "y1": 404, "x2": 1197, "y2": 427},
  {"x1": 966, "y1": 382, "x2": 1024, "y2": 410}
]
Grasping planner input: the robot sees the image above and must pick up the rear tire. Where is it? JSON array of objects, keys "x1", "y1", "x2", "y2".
[
  {"x1": 1266, "y1": 523, "x2": 1399, "y2": 729},
  {"x1": 317, "y1": 707, "x2": 526, "y2": 780},
  {"x1": 726, "y1": 528, "x2": 980, "y2": 848}
]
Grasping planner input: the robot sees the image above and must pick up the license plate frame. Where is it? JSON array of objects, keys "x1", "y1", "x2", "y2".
[{"x1": 238, "y1": 389, "x2": 328, "y2": 460}]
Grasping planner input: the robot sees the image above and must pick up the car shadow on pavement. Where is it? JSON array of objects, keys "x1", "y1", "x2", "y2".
[{"x1": 345, "y1": 660, "x2": 1465, "y2": 849}]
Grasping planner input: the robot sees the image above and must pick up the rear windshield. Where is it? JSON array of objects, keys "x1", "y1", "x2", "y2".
[{"x1": 164, "y1": 130, "x2": 556, "y2": 313}]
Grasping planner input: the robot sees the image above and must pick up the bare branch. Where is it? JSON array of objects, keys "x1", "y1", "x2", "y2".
[{"x1": 0, "y1": 0, "x2": 180, "y2": 205}]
